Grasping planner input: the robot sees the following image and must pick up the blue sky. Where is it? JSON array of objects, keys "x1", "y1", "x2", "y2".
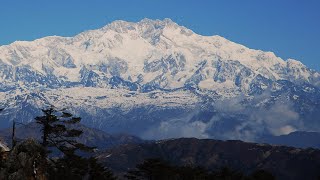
[{"x1": 0, "y1": 0, "x2": 319, "y2": 70}]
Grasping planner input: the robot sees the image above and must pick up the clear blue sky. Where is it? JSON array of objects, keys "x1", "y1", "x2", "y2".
[{"x1": 0, "y1": 0, "x2": 319, "y2": 70}]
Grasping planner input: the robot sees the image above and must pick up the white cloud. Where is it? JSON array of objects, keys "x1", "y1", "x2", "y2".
[{"x1": 142, "y1": 118, "x2": 209, "y2": 140}]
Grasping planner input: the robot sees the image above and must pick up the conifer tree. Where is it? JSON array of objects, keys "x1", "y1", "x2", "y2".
[
  {"x1": 35, "y1": 106, "x2": 116, "y2": 180},
  {"x1": 35, "y1": 106, "x2": 92, "y2": 155}
]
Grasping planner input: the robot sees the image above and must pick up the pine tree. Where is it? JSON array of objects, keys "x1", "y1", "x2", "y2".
[
  {"x1": 35, "y1": 106, "x2": 92, "y2": 155},
  {"x1": 87, "y1": 157, "x2": 116, "y2": 180},
  {"x1": 125, "y1": 158, "x2": 178, "y2": 180},
  {"x1": 35, "y1": 106, "x2": 116, "y2": 180}
]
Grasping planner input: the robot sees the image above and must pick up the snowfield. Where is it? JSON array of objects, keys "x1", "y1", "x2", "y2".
[{"x1": 0, "y1": 18, "x2": 319, "y2": 141}]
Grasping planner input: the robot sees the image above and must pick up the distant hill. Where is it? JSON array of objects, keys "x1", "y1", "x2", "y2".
[
  {"x1": 0, "y1": 122, "x2": 143, "y2": 151},
  {"x1": 259, "y1": 131, "x2": 320, "y2": 149},
  {"x1": 97, "y1": 138, "x2": 320, "y2": 180}
]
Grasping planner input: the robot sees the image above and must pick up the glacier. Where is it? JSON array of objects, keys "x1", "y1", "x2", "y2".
[{"x1": 0, "y1": 18, "x2": 319, "y2": 141}]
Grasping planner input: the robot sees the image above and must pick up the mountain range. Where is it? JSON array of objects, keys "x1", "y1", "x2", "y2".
[
  {"x1": 1, "y1": 123, "x2": 319, "y2": 180},
  {"x1": 0, "y1": 122, "x2": 142, "y2": 152},
  {"x1": 0, "y1": 18, "x2": 319, "y2": 143},
  {"x1": 97, "y1": 138, "x2": 320, "y2": 180}
]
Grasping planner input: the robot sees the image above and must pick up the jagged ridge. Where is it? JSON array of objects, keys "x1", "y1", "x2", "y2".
[{"x1": 0, "y1": 18, "x2": 320, "y2": 142}]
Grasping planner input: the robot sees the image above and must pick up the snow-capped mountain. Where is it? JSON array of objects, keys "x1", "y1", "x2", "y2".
[{"x1": 0, "y1": 18, "x2": 319, "y2": 141}]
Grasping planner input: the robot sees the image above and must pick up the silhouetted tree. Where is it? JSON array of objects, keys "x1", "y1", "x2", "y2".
[
  {"x1": 49, "y1": 149, "x2": 116, "y2": 180},
  {"x1": 11, "y1": 120, "x2": 16, "y2": 149},
  {"x1": 87, "y1": 157, "x2": 116, "y2": 180},
  {"x1": 35, "y1": 106, "x2": 92, "y2": 155},
  {"x1": 248, "y1": 170, "x2": 275, "y2": 180},
  {"x1": 125, "y1": 158, "x2": 277, "y2": 180},
  {"x1": 49, "y1": 154, "x2": 88, "y2": 179},
  {"x1": 209, "y1": 167, "x2": 246, "y2": 180},
  {"x1": 125, "y1": 158, "x2": 178, "y2": 180},
  {"x1": 35, "y1": 106, "x2": 116, "y2": 180}
]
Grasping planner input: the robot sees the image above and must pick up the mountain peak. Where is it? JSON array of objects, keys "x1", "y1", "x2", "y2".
[
  {"x1": 0, "y1": 18, "x2": 318, "y2": 91},
  {"x1": 100, "y1": 18, "x2": 185, "y2": 34},
  {"x1": 0, "y1": 18, "x2": 320, "y2": 146},
  {"x1": 139, "y1": 18, "x2": 178, "y2": 27},
  {"x1": 287, "y1": 59, "x2": 305, "y2": 67}
]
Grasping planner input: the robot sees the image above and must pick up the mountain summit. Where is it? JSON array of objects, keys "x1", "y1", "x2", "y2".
[
  {"x1": 0, "y1": 19, "x2": 319, "y2": 142},
  {"x1": 1, "y1": 18, "x2": 318, "y2": 92}
]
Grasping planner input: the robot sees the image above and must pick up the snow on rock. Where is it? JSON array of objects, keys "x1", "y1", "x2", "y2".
[
  {"x1": 0, "y1": 18, "x2": 317, "y2": 94},
  {"x1": 0, "y1": 18, "x2": 319, "y2": 139}
]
